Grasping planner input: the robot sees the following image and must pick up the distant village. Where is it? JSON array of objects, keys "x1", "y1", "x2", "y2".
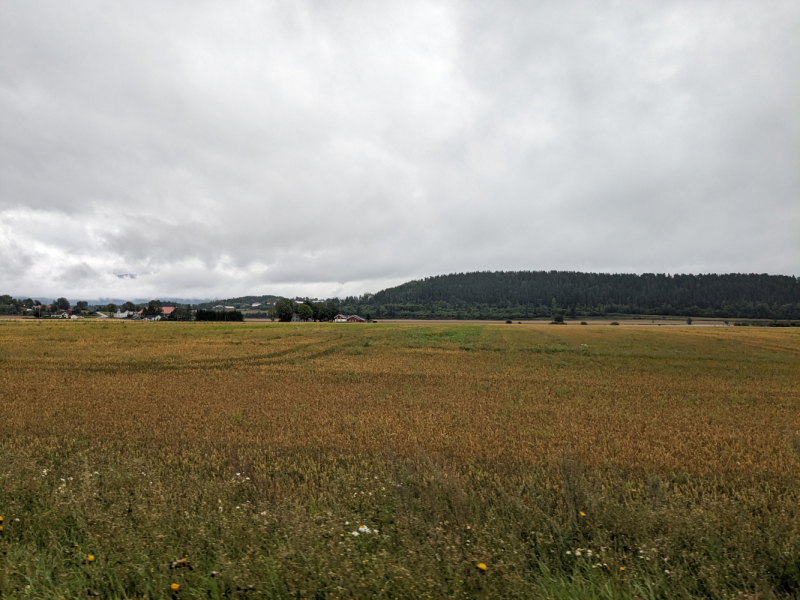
[{"x1": 0, "y1": 295, "x2": 371, "y2": 323}]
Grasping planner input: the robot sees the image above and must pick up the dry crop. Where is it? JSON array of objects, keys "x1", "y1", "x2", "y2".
[{"x1": 1, "y1": 321, "x2": 799, "y2": 598}]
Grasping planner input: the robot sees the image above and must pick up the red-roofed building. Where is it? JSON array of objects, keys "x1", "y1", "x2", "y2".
[{"x1": 346, "y1": 315, "x2": 367, "y2": 323}]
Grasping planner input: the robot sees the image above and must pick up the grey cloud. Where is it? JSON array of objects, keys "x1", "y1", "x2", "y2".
[{"x1": 0, "y1": 0, "x2": 797, "y2": 300}]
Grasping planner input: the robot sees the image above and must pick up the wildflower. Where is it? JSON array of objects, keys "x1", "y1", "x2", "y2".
[
  {"x1": 170, "y1": 558, "x2": 194, "y2": 570},
  {"x1": 351, "y1": 531, "x2": 359, "y2": 536},
  {"x1": 565, "y1": 551, "x2": 571, "y2": 555},
  {"x1": 579, "y1": 511, "x2": 586, "y2": 516},
  {"x1": 476, "y1": 563, "x2": 487, "y2": 571},
  {"x1": 574, "y1": 549, "x2": 582, "y2": 557},
  {"x1": 87, "y1": 555, "x2": 95, "y2": 562},
  {"x1": 619, "y1": 566, "x2": 625, "y2": 571},
  {"x1": 171, "y1": 583, "x2": 180, "y2": 591},
  {"x1": 358, "y1": 525, "x2": 372, "y2": 534}
]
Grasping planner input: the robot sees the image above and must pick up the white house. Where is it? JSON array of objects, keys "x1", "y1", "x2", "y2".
[
  {"x1": 334, "y1": 314, "x2": 348, "y2": 322},
  {"x1": 113, "y1": 310, "x2": 134, "y2": 319}
]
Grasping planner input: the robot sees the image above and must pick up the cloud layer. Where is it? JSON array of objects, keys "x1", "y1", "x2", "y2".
[{"x1": 1, "y1": 0, "x2": 798, "y2": 300}]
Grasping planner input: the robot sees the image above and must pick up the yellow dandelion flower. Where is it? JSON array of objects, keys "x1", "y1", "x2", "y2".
[
  {"x1": 0, "y1": 516, "x2": 4, "y2": 522},
  {"x1": 0, "y1": 525, "x2": 3, "y2": 532},
  {"x1": 476, "y1": 563, "x2": 487, "y2": 571},
  {"x1": 619, "y1": 566, "x2": 625, "y2": 571},
  {"x1": 579, "y1": 511, "x2": 586, "y2": 516},
  {"x1": 171, "y1": 583, "x2": 180, "y2": 591},
  {"x1": 87, "y1": 555, "x2": 95, "y2": 562}
]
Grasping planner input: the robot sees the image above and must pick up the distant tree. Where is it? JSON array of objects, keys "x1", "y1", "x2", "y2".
[
  {"x1": 122, "y1": 301, "x2": 136, "y2": 312},
  {"x1": 106, "y1": 303, "x2": 118, "y2": 314},
  {"x1": 318, "y1": 301, "x2": 338, "y2": 322},
  {"x1": 297, "y1": 304, "x2": 314, "y2": 322},
  {"x1": 168, "y1": 305, "x2": 194, "y2": 321},
  {"x1": 274, "y1": 298, "x2": 296, "y2": 322},
  {"x1": 72, "y1": 301, "x2": 89, "y2": 315},
  {"x1": 686, "y1": 317, "x2": 692, "y2": 325},
  {"x1": 302, "y1": 300, "x2": 318, "y2": 321},
  {"x1": 568, "y1": 304, "x2": 577, "y2": 320},
  {"x1": 552, "y1": 315, "x2": 564, "y2": 323},
  {"x1": 143, "y1": 300, "x2": 163, "y2": 317},
  {"x1": 23, "y1": 298, "x2": 34, "y2": 309},
  {"x1": 365, "y1": 312, "x2": 372, "y2": 322},
  {"x1": 55, "y1": 297, "x2": 70, "y2": 310}
]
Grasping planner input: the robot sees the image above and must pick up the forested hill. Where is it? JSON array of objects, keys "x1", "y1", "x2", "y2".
[{"x1": 338, "y1": 272, "x2": 800, "y2": 320}]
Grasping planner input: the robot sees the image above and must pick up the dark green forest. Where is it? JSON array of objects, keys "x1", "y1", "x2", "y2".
[{"x1": 335, "y1": 272, "x2": 800, "y2": 320}]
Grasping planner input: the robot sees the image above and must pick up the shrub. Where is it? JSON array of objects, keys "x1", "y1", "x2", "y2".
[
  {"x1": 580, "y1": 321, "x2": 587, "y2": 325},
  {"x1": 610, "y1": 322, "x2": 619, "y2": 325}
]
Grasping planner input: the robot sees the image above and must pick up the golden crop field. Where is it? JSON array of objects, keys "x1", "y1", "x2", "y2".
[{"x1": 1, "y1": 320, "x2": 799, "y2": 598}]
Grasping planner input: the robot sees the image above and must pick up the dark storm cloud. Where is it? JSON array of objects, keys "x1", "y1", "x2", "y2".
[{"x1": 1, "y1": 0, "x2": 797, "y2": 299}]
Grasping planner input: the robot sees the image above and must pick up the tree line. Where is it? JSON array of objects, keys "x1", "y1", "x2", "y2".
[
  {"x1": 4, "y1": 271, "x2": 799, "y2": 322},
  {"x1": 334, "y1": 271, "x2": 800, "y2": 320}
]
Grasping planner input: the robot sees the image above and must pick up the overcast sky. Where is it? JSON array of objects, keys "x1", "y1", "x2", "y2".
[{"x1": 1, "y1": 1, "x2": 798, "y2": 301}]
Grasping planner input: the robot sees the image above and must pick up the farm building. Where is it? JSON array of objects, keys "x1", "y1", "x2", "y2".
[{"x1": 334, "y1": 314, "x2": 367, "y2": 323}]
